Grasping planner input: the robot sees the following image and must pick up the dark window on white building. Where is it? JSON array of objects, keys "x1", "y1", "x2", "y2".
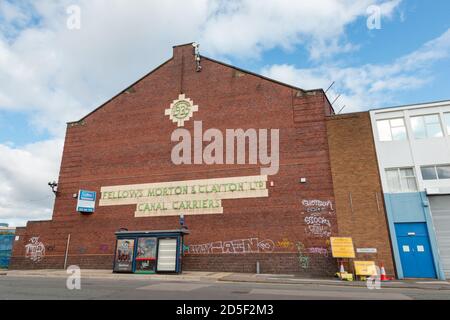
[{"x1": 421, "y1": 165, "x2": 450, "y2": 180}]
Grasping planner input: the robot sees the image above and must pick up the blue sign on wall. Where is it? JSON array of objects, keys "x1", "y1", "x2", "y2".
[{"x1": 77, "y1": 190, "x2": 96, "y2": 213}]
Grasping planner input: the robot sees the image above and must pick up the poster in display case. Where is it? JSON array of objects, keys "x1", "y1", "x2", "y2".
[
  {"x1": 135, "y1": 237, "x2": 157, "y2": 273},
  {"x1": 114, "y1": 239, "x2": 135, "y2": 272}
]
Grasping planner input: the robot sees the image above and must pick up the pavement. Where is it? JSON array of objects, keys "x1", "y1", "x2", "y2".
[
  {"x1": 4, "y1": 269, "x2": 450, "y2": 291},
  {"x1": 2, "y1": 272, "x2": 450, "y2": 300}
]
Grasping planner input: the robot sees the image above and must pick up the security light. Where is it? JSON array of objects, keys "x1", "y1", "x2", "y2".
[{"x1": 48, "y1": 181, "x2": 58, "y2": 194}]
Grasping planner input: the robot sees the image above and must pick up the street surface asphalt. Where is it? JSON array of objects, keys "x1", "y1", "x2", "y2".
[{"x1": 1, "y1": 275, "x2": 449, "y2": 300}]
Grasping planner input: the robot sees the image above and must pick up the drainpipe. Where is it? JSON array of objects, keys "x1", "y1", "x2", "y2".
[{"x1": 63, "y1": 234, "x2": 71, "y2": 269}]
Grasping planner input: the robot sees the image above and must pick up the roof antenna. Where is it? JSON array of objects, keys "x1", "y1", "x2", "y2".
[
  {"x1": 331, "y1": 93, "x2": 341, "y2": 106},
  {"x1": 337, "y1": 104, "x2": 347, "y2": 114},
  {"x1": 325, "y1": 81, "x2": 335, "y2": 93},
  {"x1": 324, "y1": 82, "x2": 345, "y2": 114},
  {"x1": 192, "y1": 42, "x2": 202, "y2": 72}
]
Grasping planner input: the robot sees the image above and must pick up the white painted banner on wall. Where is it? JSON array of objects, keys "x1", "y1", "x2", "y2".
[{"x1": 99, "y1": 175, "x2": 269, "y2": 217}]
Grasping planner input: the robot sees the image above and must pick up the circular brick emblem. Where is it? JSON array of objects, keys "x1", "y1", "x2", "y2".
[{"x1": 165, "y1": 94, "x2": 199, "y2": 127}]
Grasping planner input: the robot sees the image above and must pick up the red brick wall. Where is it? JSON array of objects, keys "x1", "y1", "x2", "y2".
[
  {"x1": 10, "y1": 44, "x2": 339, "y2": 275},
  {"x1": 326, "y1": 112, "x2": 396, "y2": 276}
]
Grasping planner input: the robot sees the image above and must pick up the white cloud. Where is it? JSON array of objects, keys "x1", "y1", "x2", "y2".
[
  {"x1": 0, "y1": 0, "x2": 402, "y2": 135},
  {"x1": 200, "y1": 0, "x2": 401, "y2": 60},
  {"x1": 261, "y1": 28, "x2": 450, "y2": 112},
  {"x1": 0, "y1": 1, "x2": 34, "y2": 38},
  {"x1": 0, "y1": 0, "x2": 411, "y2": 226},
  {"x1": 0, "y1": 139, "x2": 63, "y2": 227},
  {"x1": 0, "y1": 0, "x2": 214, "y2": 137},
  {"x1": 377, "y1": 0, "x2": 402, "y2": 18}
]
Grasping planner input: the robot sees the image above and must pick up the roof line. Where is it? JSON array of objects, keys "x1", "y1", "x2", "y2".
[
  {"x1": 68, "y1": 57, "x2": 173, "y2": 124},
  {"x1": 326, "y1": 110, "x2": 367, "y2": 118},
  {"x1": 201, "y1": 54, "x2": 317, "y2": 93},
  {"x1": 173, "y1": 42, "x2": 195, "y2": 48},
  {"x1": 68, "y1": 51, "x2": 333, "y2": 124},
  {"x1": 200, "y1": 55, "x2": 334, "y2": 113},
  {"x1": 369, "y1": 99, "x2": 450, "y2": 112}
]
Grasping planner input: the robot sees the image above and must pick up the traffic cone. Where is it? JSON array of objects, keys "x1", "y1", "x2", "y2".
[
  {"x1": 340, "y1": 261, "x2": 345, "y2": 273},
  {"x1": 380, "y1": 263, "x2": 388, "y2": 281}
]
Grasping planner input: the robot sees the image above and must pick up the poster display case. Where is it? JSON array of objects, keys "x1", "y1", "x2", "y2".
[
  {"x1": 113, "y1": 238, "x2": 135, "y2": 273},
  {"x1": 157, "y1": 238, "x2": 178, "y2": 272},
  {"x1": 135, "y1": 237, "x2": 157, "y2": 274},
  {"x1": 113, "y1": 229, "x2": 189, "y2": 274}
]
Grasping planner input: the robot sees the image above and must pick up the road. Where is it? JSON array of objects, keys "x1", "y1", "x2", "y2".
[{"x1": 1, "y1": 276, "x2": 449, "y2": 300}]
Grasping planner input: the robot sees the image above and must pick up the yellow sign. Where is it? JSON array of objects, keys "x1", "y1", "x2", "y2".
[
  {"x1": 354, "y1": 261, "x2": 377, "y2": 276},
  {"x1": 330, "y1": 237, "x2": 355, "y2": 258}
]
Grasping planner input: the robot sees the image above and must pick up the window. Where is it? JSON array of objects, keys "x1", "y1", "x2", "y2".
[
  {"x1": 437, "y1": 165, "x2": 450, "y2": 179},
  {"x1": 444, "y1": 113, "x2": 450, "y2": 135},
  {"x1": 377, "y1": 118, "x2": 407, "y2": 141},
  {"x1": 385, "y1": 168, "x2": 418, "y2": 193},
  {"x1": 421, "y1": 166, "x2": 437, "y2": 180},
  {"x1": 410, "y1": 114, "x2": 443, "y2": 139},
  {"x1": 421, "y1": 165, "x2": 450, "y2": 180}
]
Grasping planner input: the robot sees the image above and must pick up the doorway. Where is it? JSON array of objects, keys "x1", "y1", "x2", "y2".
[{"x1": 395, "y1": 223, "x2": 436, "y2": 278}]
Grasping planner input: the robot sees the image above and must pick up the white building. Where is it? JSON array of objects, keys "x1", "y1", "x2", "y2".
[{"x1": 370, "y1": 100, "x2": 450, "y2": 280}]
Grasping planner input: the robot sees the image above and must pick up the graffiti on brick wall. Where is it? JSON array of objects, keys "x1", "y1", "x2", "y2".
[
  {"x1": 25, "y1": 237, "x2": 45, "y2": 262},
  {"x1": 276, "y1": 238, "x2": 294, "y2": 249},
  {"x1": 304, "y1": 215, "x2": 332, "y2": 238},
  {"x1": 188, "y1": 237, "x2": 274, "y2": 254},
  {"x1": 301, "y1": 199, "x2": 334, "y2": 214},
  {"x1": 307, "y1": 247, "x2": 329, "y2": 257},
  {"x1": 306, "y1": 224, "x2": 332, "y2": 238},
  {"x1": 296, "y1": 242, "x2": 309, "y2": 269},
  {"x1": 45, "y1": 244, "x2": 55, "y2": 252},
  {"x1": 99, "y1": 244, "x2": 109, "y2": 253},
  {"x1": 304, "y1": 216, "x2": 331, "y2": 227},
  {"x1": 301, "y1": 199, "x2": 334, "y2": 238}
]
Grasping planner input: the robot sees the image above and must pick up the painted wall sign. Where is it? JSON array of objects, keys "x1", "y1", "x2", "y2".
[
  {"x1": 356, "y1": 248, "x2": 378, "y2": 254},
  {"x1": 330, "y1": 237, "x2": 355, "y2": 258},
  {"x1": 99, "y1": 175, "x2": 268, "y2": 217},
  {"x1": 77, "y1": 190, "x2": 96, "y2": 213}
]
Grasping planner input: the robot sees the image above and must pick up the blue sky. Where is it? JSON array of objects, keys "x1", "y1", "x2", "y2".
[
  {"x1": 0, "y1": 0, "x2": 449, "y2": 226},
  {"x1": 1, "y1": 0, "x2": 450, "y2": 146},
  {"x1": 258, "y1": 1, "x2": 450, "y2": 110},
  {"x1": 257, "y1": 1, "x2": 449, "y2": 70}
]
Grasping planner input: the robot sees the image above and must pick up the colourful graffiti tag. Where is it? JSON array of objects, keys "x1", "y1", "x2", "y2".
[
  {"x1": 188, "y1": 237, "x2": 274, "y2": 254},
  {"x1": 296, "y1": 242, "x2": 309, "y2": 269}
]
